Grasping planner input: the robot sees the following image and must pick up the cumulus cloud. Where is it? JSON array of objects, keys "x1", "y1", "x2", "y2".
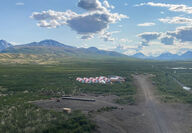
[
  {"x1": 137, "y1": 32, "x2": 160, "y2": 42},
  {"x1": 138, "y1": 25, "x2": 192, "y2": 46},
  {"x1": 103, "y1": 0, "x2": 114, "y2": 9},
  {"x1": 136, "y1": 2, "x2": 192, "y2": 14},
  {"x1": 100, "y1": 32, "x2": 115, "y2": 42},
  {"x1": 167, "y1": 26, "x2": 192, "y2": 42},
  {"x1": 159, "y1": 35, "x2": 174, "y2": 45},
  {"x1": 67, "y1": 12, "x2": 109, "y2": 34},
  {"x1": 137, "y1": 32, "x2": 175, "y2": 45},
  {"x1": 112, "y1": 44, "x2": 139, "y2": 55},
  {"x1": 31, "y1": 10, "x2": 77, "y2": 28},
  {"x1": 137, "y1": 22, "x2": 156, "y2": 27},
  {"x1": 31, "y1": 0, "x2": 128, "y2": 41},
  {"x1": 100, "y1": 31, "x2": 120, "y2": 42},
  {"x1": 159, "y1": 17, "x2": 192, "y2": 25},
  {"x1": 78, "y1": 0, "x2": 105, "y2": 11}
]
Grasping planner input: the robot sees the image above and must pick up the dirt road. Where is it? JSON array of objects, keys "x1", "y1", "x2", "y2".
[{"x1": 134, "y1": 74, "x2": 192, "y2": 133}]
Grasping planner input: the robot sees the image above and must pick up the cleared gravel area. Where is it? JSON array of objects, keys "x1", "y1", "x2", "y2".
[{"x1": 33, "y1": 74, "x2": 192, "y2": 133}]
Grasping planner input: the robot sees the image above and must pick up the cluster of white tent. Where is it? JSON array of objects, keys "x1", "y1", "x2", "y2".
[
  {"x1": 76, "y1": 76, "x2": 125, "y2": 84},
  {"x1": 76, "y1": 76, "x2": 111, "y2": 84}
]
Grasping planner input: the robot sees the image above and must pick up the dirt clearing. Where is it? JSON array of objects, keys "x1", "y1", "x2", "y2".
[{"x1": 33, "y1": 74, "x2": 192, "y2": 133}]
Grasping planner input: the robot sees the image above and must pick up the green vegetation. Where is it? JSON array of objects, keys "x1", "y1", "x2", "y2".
[
  {"x1": 153, "y1": 71, "x2": 192, "y2": 103},
  {"x1": 0, "y1": 57, "x2": 192, "y2": 132},
  {"x1": 115, "y1": 95, "x2": 136, "y2": 105},
  {"x1": 0, "y1": 103, "x2": 95, "y2": 133},
  {"x1": 0, "y1": 59, "x2": 142, "y2": 132}
]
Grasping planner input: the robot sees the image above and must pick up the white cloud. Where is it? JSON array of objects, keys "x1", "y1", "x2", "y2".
[
  {"x1": 137, "y1": 32, "x2": 160, "y2": 42},
  {"x1": 16, "y1": 2, "x2": 24, "y2": 6},
  {"x1": 159, "y1": 34, "x2": 174, "y2": 45},
  {"x1": 100, "y1": 32, "x2": 115, "y2": 42},
  {"x1": 100, "y1": 31, "x2": 120, "y2": 42},
  {"x1": 138, "y1": 25, "x2": 192, "y2": 45},
  {"x1": 112, "y1": 44, "x2": 139, "y2": 55},
  {"x1": 137, "y1": 22, "x2": 156, "y2": 27},
  {"x1": 78, "y1": 0, "x2": 105, "y2": 11},
  {"x1": 159, "y1": 16, "x2": 192, "y2": 25},
  {"x1": 167, "y1": 26, "x2": 192, "y2": 42},
  {"x1": 137, "y1": 32, "x2": 175, "y2": 45},
  {"x1": 103, "y1": 0, "x2": 115, "y2": 9},
  {"x1": 137, "y1": 2, "x2": 192, "y2": 14},
  {"x1": 31, "y1": 0, "x2": 128, "y2": 41},
  {"x1": 134, "y1": 3, "x2": 145, "y2": 7},
  {"x1": 136, "y1": 21, "x2": 192, "y2": 55},
  {"x1": 31, "y1": 10, "x2": 77, "y2": 27}
]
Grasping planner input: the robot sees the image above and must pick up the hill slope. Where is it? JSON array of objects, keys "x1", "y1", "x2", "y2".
[{"x1": 2, "y1": 39, "x2": 126, "y2": 58}]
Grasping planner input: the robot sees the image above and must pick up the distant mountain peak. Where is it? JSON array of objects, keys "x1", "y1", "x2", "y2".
[
  {"x1": 134, "y1": 52, "x2": 145, "y2": 56},
  {"x1": 0, "y1": 40, "x2": 11, "y2": 45},
  {"x1": 87, "y1": 47, "x2": 98, "y2": 51},
  {"x1": 183, "y1": 51, "x2": 192, "y2": 55},
  {"x1": 38, "y1": 39, "x2": 64, "y2": 47},
  {"x1": 0, "y1": 40, "x2": 12, "y2": 51},
  {"x1": 22, "y1": 39, "x2": 74, "y2": 48},
  {"x1": 39, "y1": 39, "x2": 60, "y2": 44},
  {"x1": 0, "y1": 39, "x2": 6, "y2": 42},
  {"x1": 132, "y1": 52, "x2": 146, "y2": 59}
]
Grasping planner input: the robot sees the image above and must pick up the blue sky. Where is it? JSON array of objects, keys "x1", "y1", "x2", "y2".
[{"x1": 1, "y1": 0, "x2": 192, "y2": 56}]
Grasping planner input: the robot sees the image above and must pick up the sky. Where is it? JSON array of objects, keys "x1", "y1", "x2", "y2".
[{"x1": 1, "y1": 0, "x2": 192, "y2": 56}]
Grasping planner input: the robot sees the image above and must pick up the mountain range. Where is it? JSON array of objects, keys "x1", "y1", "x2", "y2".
[
  {"x1": 0, "y1": 39, "x2": 125, "y2": 58},
  {"x1": 131, "y1": 52, "x2": 192, "y2": 60},
  {"x1": 0, "y1": 39, "x2": 192, "y2": 60}
]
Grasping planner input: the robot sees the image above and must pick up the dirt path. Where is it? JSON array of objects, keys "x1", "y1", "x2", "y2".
[{"x1": 134, "y1": 74, "x2": 191, "y2": 133}]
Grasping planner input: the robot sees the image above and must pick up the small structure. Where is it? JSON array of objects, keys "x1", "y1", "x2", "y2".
[
  {"x1": 109, "y1": 76, "x2": 125, "y2": 82},
  {"x1": 62, "y1": 96, "x2": 96, "y2": 102},
  {"x1": 183, "y1": 86, "x2": 191, "y2": 91},
  {"x1": 63, "y1": 108, "x2": 71, "y2": 114}
]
